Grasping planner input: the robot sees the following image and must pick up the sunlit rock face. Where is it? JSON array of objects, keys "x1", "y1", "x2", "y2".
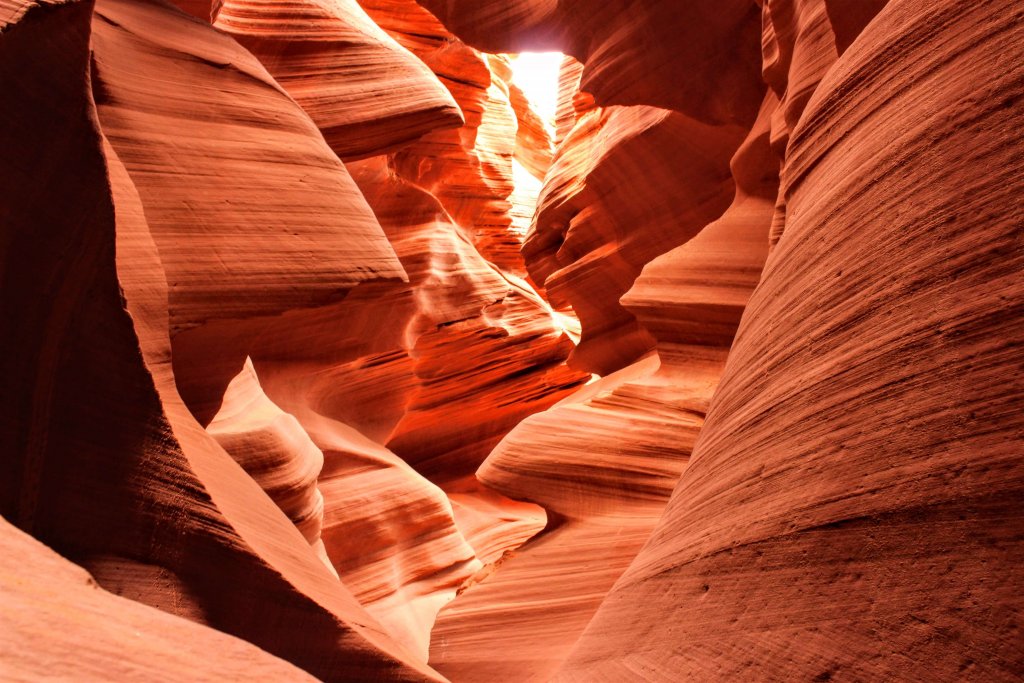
[
  {"x1": 214, "y1": 0, "x2": 465, "y2": 161},
  {"x1": 556, "y1": 1, "x2": 1024, "y2": 681},
  {"x1": 2, "y1": 0, "x2": 1021, "y2": 680},
  {"x1": 0, "y1": 2, "x2": 442, "y2": 680},
  {"x1": 524, "y1": 102, "x2": 746, "y2": 375},
  {"x1": 414, "y1": 0, "x2": 765, "y2": 124},
  {"x1": 202, "y1": 0, "x2": 585, "y2": 657},
  {"x1": 428, "y1": 62, "x2": 776, "y2": 683}
]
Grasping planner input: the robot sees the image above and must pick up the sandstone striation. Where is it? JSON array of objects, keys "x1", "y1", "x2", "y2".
[
  {"x1": 523, "y1": 102, "x2": 746, "y2": 374},
  {"x1": 415, "y1": 0, "x2": 765, "y2": 123},
  {"x1": 0, "y1": 518, "x2": 318, "y2": 682},
  {"x1": 558, "y1": 0, "x2": 1024, "y2": 680},
  {"x1": 207, "y1": 358, "x2": 335, "y2": 572},
  {"x1": 428, "y1": 72, "x2": 777, "y2": 683},
  {"x1": 1, "y1": 0, "x2": 442, "y2": 679},
  {"x1": 2, "y1": 0, "x2": 1021, "y2": 679},
  {"x1": 214, "y1": 0, "x2": 464, "y2": 160},
  {"x1": 358, "y1": 0, "x2": 538, "y2": 276}
]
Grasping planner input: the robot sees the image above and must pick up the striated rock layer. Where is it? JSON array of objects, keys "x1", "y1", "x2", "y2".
[
  {"x1": 415, "y1": 0, "x2": 764, "y2": 124},
  {"x1": 524, "y1": 101, "x2": 746, "y2": 374},
  {"x1": 559, "y1": 0, "x2": 1024, "y2": 679},
  {"x1": 0, "y1": 517, "x2": 318, "y2": 682},
  {"x1": 207, "y1": 358, "x2": 336, "y2": 573},
  {"x1": 428, "y1": 80, "x2": 777, "y2": 683},
  {"x1": 214, "y1": 0, "x2": 464, "y2": 160},
  {"x1": 0, "y1": 0, "x2": 442, "y2": 679},
  {"x1": 187, "y1": 0, "x2": 586, "y2": 657},
  {"x1": 2, "y1": 0, "x2": 1022, "y2": 679},
  {"x1": 358, "y1": 0, "x2": 565, "y2": 278}
]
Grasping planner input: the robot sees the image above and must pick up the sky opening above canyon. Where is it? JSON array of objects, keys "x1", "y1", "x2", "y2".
[
  {"x1": 508, "y1": 52, "x2": 563, "y2": 241},
  {"x1": 509, "y1": 51, "x2": 562, "y2": 130}
]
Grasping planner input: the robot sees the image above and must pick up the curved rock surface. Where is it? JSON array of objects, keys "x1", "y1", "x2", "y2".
[
  {"x1": 346, "y1": 156, "x2": 587, "y2": 481},
  {"x1": 359, "y1": 0, "x2": 535, "y2": 275},
  {"x1": 214, "y1": 0, "x2": 464, "y2": 160},
  {"x1": 145, "y1": 0, "x2": 581, "y2": 657},
  {"x1": 90, "y1": 0, "x2": 407, "y2": 427},
  {"x1": 558, "y1": 0, "x2": 1024, "y2": 679},
  {"x1": 428, "y1": 79, "x2": 777, "y2": 683},
  {"x1": 207, "y1": 358, "x2": 334, "y2": 572},
  {"x1": 0, "y1": 517, "x2": 318, "y2": 682},
  {"x1": 415, "y1": 0, "x2": 764, "y2": 123},
  {"x1": 2, "y1": 0, "x2": 1021, "y2": 679},
  {"x1": 524, "y1": 102, "x2": 746, "y2": 374},
  {"x1": 0, "y1": 1, "x2": 442, "y2": 679}
]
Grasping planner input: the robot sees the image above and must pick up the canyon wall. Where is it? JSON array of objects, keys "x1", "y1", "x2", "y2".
[
  {"x1": 557, "y1": 1, "x2": 1024, "y2": 679},
  {"x1": 2, "y1": 0, "x2": 1020, "y2": 680}
]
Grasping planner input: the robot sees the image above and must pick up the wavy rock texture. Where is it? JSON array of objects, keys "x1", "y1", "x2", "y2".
[
  {"x1": 346, "y1": 157, "x2": 587, "y2": 482},
  {"x1": 207, "y1": 358, "x2": 335, "y2": 573},
  {"x1": 189, "y1": 128, "x2": 580, "y2": 658},
  {"x1": 415, "y1": 0, "x2": 764, "y2": 124},
  {"x1": 89, "y1": 3, "x2": 474, "y2": 659},
  {"x1": 214, "y1": 0, "x2": 464, "y2": 160},
  {"x1": 524, "y1": 102, "x2": 746, "y2": 374},
  {"x1": 358, "y1": 0, "x2": 536, "y2": 276},
  {"x1": 162, "y1": 0, "x2": 582, "y2": 657},
  {"x1": 90, "y1": 0, "x2": 407, "y2": 427},
  {"x1": 428, "y1": 80, "x2": 777, "y2": 683},
  {"x1": 0, "y1": 0, "x2": 441, "y2": 679},
  {"x1": 191, "y1": 280, "x2": 488, "y2": 659},
  {"x1": 762, "y1": 0, "x2": 845, "y2": 246},
  {"x1": 553, "y1": 56, "x2": 593, "y2": 146},
  {"x1": 0, "y1": 518, "x2": 318, "y2": 682},
  {"x1": 502, "y1": 60, "x2": 554, "y2": 181},
  {"x1": 4, "y1": 0, "x2": 1021, "y2": 679},
  {"x1": 558, "y1": 0, "x2": 1024, "y2": 680}
]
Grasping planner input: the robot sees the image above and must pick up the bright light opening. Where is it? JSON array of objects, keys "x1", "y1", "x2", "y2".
[
  {"x1": 505, "y1": 51, "x2": 581, "y2": 340},
  {"x1": 506, "y1": 52, "x2": 564, "y2": 239},
  {"x1": 508, "y1": 51, "x2": 563, "y2": 133}
]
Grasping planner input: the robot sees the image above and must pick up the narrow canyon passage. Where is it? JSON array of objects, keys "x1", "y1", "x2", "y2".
[{"x1": 1, "y1": 1, "x2": 1022, "y2": 682}]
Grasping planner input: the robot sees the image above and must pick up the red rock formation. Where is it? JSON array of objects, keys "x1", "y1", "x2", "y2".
[
  {"x1": 502, "y1": 60, "x2": 555, "y2": 181},
  {"x1": 154, "y1": 0, "x2": 582, "y2": 656},
  {"x1": 3, "y1": 0, "x2": 1021, "y2": 679},
  {"x1": 90, "y1": 0, "x2": 409, "y2": 426},
  {"x1": 1, "y1": 518, "x2": 318, "y2": 682},
  {"x1": 524, "y1": 104, "x2": 746, "y2": 374},
  {"x1": 553, "y1": 56, "x2": 592, "y2": 146},
  {"x1": 0, "y1": 0, "x2": 442, "y2": 679},
  {"x1": 358, "y1": 0, "x2": 534, "y2": 276},
  {"x1": 207, "y1": 358, "x2": 335, "y2": 573},
  {"x1": 345, "y1": 156, "x2": 586, "y2": 481},
  {"x1": 214, "y1": 0, "x2": 464, "y2": 160},
  {"x1": 415, "y1": 0, "x2": 764, "y2": 124},
  {"x1": 428, "y1": 87, "x2": 777, "y2": 683},
  {"x1": 558, "y1": 0, "x2": 1024, "y2": 679}
]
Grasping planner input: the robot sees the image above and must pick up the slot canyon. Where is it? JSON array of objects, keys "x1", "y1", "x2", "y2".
[{"x1": 1, "y1": 0, "x2": 1022, "y2": 680}]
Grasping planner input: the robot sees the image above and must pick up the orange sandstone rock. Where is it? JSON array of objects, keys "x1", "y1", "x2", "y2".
[
  {"x1": 207, "y1": 358, "x2": 335, "y2": 573},
  {"x1": 0, "y1": 0, "x2": 443, "y2": 679},
  {"x1": 524, "y1": 104, "x2": 746, "y2": 374},
  {"x1": 414, "y1": 0, "x2": 764, "y2": 124},
  {"x1": 428, "y1": 73, "x2": 778, "y2": 683},
  {"x1": 0, "y1": 517, "x2": 319, "y2": 682},
  {"x1": 559, "y1": 1, "x2": 1024, "y2": 679},
  {"x1": 359, "y1": 0, "x2": 543, "y2": 276},
  {"x1": 90, "y1": 0, "x2": 407, "y2": 426},
  {"x1": 214, "y1": 0, "x2": 464, "y2": 161}
]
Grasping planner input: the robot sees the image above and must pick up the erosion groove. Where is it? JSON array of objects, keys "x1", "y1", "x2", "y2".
[{"x1": 2, "y1": 0, "x2": 1020, "y2": 681}]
